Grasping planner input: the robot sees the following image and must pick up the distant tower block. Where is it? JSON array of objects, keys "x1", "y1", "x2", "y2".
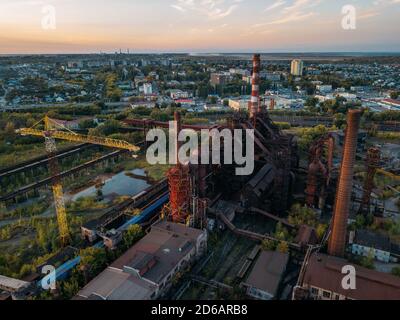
[
  {"x1": 328, "y1": 109, "x2": 362, "y2": 257},
  {"x1": 250, "y1": 54, "x2": 261, "y2": 119},
  {"x1": 291, "y1": 59, "x2": 304, "y2": 76}
]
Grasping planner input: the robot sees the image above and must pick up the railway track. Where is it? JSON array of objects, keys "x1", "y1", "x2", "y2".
[
  {"x1": 0, "y1": 143, "x2": 92, "y2": 178},
  {"x1": 0, "y1": 150, "x2": 127, "y2": 202}
]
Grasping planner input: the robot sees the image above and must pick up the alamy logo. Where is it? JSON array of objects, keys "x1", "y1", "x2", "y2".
[
  {"x1": 41, "y1": 5, "x2": 57, "y2": 30},
  {"x1": 342, "y1": 5, "x2": 356, "y2": 30},
  {"x1": 146, "y1": 121, "x2": 255, "y2": 176},
  {"x1": 341, "y1": 265, "x2": 356, "y2": 290},
  {"x1": 41, "y1": 265, "x2": 56, "y2": 290}
]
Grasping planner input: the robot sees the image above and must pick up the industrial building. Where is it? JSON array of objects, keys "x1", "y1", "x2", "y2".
[
  {"x1": 75, "y1": 221, "x2": 207, "y2": 300},
  {"x1": 241, "y1": 251, "x2": 289, "y2": 300},
  {"x1": 2, "y1": 53, "x2": 399, "y2": 302},
  {"x1": 0, "y1": 275, "x2": 34, "y2": 300},
  {"x1": 292, "y1": 105, "x2": 400, "y2": 300},
  {"x1": 350, "y1": 229, "x2": 400, "y2": 263},
  {"x1": 294, "y1": 253, "x2": 400, "y2": 300}
]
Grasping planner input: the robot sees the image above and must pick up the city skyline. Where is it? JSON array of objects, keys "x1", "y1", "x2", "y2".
[{"x1": 0, "y1": 0, "x2": 400, "y2": 54}]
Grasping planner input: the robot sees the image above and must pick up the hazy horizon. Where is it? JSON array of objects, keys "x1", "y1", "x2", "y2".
[
  {"x1": 1, "y1": 51, "x2": 400, "y2": 57},
  {"x1": 1, "y1": 0, "x2": 399, "y2": 54}
]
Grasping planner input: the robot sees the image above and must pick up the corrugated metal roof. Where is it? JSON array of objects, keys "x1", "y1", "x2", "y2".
[
  {"x1": 303, "y1": 253, "x2": 400, "y2": 300},
  {"x1": 354, "y1": 229, "x2": 391, "y2": 252},
  {"x1": 76, "y1": 221, "x2": 205, "y2": 300},
  {"x1": 0, "y1": 275, "x2": 30, "y2": 292},
  {"x1": 243, "y1": 251, "x2": 289, "y2": 297}
]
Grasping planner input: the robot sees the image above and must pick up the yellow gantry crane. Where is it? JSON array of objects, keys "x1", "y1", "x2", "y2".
[{"x1": 17, "y1": 116, "x2": 140, "y2": 246}]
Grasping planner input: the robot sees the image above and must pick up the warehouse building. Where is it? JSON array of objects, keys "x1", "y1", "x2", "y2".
[
  {"x1": 75, "y1": 221, "x2": 207, "y2": 300},
  {"x1": 241, "y1": 251, "x2": 289, "y2": 300},
  {"x1": 295, "y1": 253, "x2": 400, "y2": 300}
]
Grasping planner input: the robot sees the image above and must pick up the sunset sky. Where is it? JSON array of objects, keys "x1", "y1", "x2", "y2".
[{"x1": 0, "y1": 0, "x2": 399, "y2": 54}]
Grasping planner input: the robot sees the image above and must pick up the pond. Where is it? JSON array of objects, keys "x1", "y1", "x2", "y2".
[
  {"x1": 0, "y1": 169, "x2": 153, "y2": 228},
  {"x1": 71, "y1": 169, "x2": 151, "y2": 201}
]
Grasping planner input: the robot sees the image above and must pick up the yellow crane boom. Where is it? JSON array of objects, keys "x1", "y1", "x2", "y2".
[
  {"x1": 17, "y1": 128, "x2": 140, "y2": 152},
  {"x1": 16, "y1": 116, "x2": 140, "y2": 246}
]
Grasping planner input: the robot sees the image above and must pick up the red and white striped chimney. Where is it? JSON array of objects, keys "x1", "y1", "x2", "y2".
[{"x1": 250, "y1": 54, "x2": 261, "y2": 119}]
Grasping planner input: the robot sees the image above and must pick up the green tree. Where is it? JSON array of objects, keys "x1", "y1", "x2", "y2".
[
  {"x1": 79, "y1": 247, "x2": 107, "y2": 279},
  {"x1": 354, "y1": 215, "x2": 366, "y2": 229},
  {"x1": 390, "y1": 91, "x2": 399, "y2": 100},
  {"x1": 288, "y1": 204, "x2": 318, "y2": 227},
  {"x1": 19, "y1": 264, "x2": 35, "y2": 278},
  {"x1": 359, "y1": 251, "x2": 375, "y2": 270},
  {"x1": 123, "y1": 224, "x2": 143, "y2": 249},
  {"x1": 334, "y1": 113, "x2": 347, "y2": 129},
  {"x1": 4, "y1": 121, "x2": 16, "y2": 141},
  {"x1": 305, "y1": 97, "x2": 319, "y2": 108},
  {"x1": 316, "y1": 224, "x2": 327, "y2": 240},
  {"x1": 5, "y1": 89, "x2": 19, "y2": 103},
  {"x1": 208, "y1": 96, "x2": 217, "y2": 104},
  {"x1": 274, "y1": 222, "x2": 290, "y2": 241},
  {"x1": 79, "y1": 119, "x2": 96, "y2": 129},
  {"x1": 89, "y1": 119, "x2": 120, "y2": 136},
  {"x1": 261, "y1": 239, "x2": 277, "y2": 251},
  {"x1": 392, "y1": 267, "x2": 400, "y2": 277},
  {"x1": 36, "y1": 225, "x2": 48, "y2": 250},
  {"x1": 61, "y1": 278, "x2": 80, "y2": 299},
  {"x1": 277, "y1": 241, "x2": 289, "y2": 254},
  {"x1": 150, "y1": 109, "x2": 170, "y2": 122},
  {"x1": 297, "y1": 125, "x2": 328, "y2": 152}
]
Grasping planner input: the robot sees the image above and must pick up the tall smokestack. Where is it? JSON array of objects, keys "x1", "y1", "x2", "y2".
[
  {"x1": 250, "y1": 54, "x2": 260, "y2": 119},
  {"x1": 328, "y1": 109, "x2": 362, "y2": 257}
]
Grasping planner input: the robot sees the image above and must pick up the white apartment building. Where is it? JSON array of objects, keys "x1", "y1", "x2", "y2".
[
  {"x1": 291, "y1": 59, "x2": 304, "y2": 76},
  {"x1": 169, "y1": 89, "x2": 190, "y2": 100},
  {"x1": 143, "y1": 83, "x2": 153, "y2": 95},
  {"x1": 229, "y1": 97, "x2": 250, "y2": 111}
]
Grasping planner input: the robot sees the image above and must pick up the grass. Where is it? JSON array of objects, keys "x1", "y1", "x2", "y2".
[
  {"x1": 67, "y1": 196, "x2": 108, "y2": 211},
  {"x1": 0, "y1": 141, "x2": 76, "y2": 170},
  {"x1": 377, "y1": 169, "x2": 400, "y2": 182},
  {"x1": 355, "y1": 167, "x2": 400, "y2": 193},
  {"x1": 375, "y1": 131, "x2": 400, "y2": 141},
  {"x1": 121, "y1": 154, "x2": 172, "y2": 182}
]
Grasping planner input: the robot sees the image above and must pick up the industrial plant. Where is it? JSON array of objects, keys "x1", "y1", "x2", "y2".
[{"x1": 1, "y1": 53, "x2": 400, "y2": 302}]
